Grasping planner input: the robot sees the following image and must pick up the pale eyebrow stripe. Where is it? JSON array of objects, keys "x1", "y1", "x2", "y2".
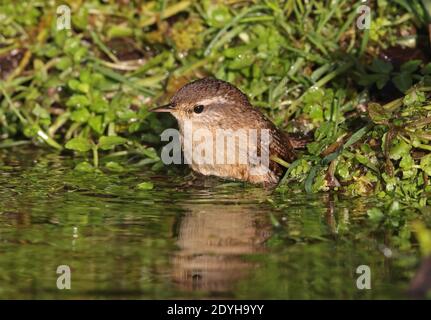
[{"x1": 196, "y1": 97, "x2": 229, "y2": 105}]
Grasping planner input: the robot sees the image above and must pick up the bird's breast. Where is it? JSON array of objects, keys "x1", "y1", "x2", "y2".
[{"x1": 178, "y1": 124, "x2": 280, "y2": 185}]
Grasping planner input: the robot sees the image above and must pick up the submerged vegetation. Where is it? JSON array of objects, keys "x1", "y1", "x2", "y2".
[{"x1": 2, "y1": 1, "x2": 431, "y2": 263}]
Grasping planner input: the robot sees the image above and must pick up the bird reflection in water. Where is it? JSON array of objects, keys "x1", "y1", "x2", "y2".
[{"x1": 171, "y1": 201, "x2": 271, "y2": 294}]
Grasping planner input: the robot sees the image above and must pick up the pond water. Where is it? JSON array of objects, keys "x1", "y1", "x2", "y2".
[{"x1": 0, "y1": 149, "x2": 419, "y2": 299}]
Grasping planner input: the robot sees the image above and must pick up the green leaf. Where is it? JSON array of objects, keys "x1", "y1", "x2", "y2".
[
  {"x1": 90, "y1": 94, "x2": 109, "y2": 113},
  {"x1": 64, "y1": 37, "x2": 81, "y2": 55},
  {"x1": 74, "y1": 161, "x2": 95, "y2": 172},
  {"x1": 66, "y1": 94, "x2": 90, "y2": 108},
  {"x1": 227, "y1": 52, "x2": 255, "y2": 70},
  {"x1": 206, "y1": 4, "x2": 232, "y2": 28},
  {"x1": 136, "y1": 182, "x2": 154, "y2": 190},
  {"x1": 107, "y1": 25, "x2": 134, "y2": 39},
  {"x1": 88, "y1": 116, "x2": 103, "y2": 134},
  {"x1": 79, "y1": 69, "x2": 92, "y2": 83},
  {"x1": 413, "y1": 221, "x2": 431, "y2": 257},
  {"x1": 367, "y1": 207, "x2": 384, "y2": 223},
  {"x1": 369, "y1": 59, "x2": 393, "y2": 74},
  {"x1": 70, "y1": 108, "x2": 90, "y2": 123},
  {"x1": 368, "y1": 103, "x2": 390, "y2": 124},
  {"x1": 23, "y1": 124, "x2": 39, "y2": 138},
  {"x1": 358, "y1": 73, "x2": 383, "y2": 86},
  {"x1": 73, "y1": 47, "x2": 88, "y2": 63},
  {"x1": 400, "y1": 154, "x2": 416, "y2": 179},
  {"x1": 105, "y1": 161, "x2": 125, "y2": 172},
  {"x1": 389, "y1": 139, "x2": 411, "y2": 160},
  {"x1": 98, "y1": 136, "x2": 127, "y2": 150},
  {"x1": 72, "y1": 7, "x2": 88, "y2": 30},
  {"x1": 388, "y1": 200, "x2": 401, "y2": 214},
  {"x1": 403, "y1": 89, "x2": 426, "y2": 107},
  {"x1": 355, "y1": 153, "x2": 380, "y2": 173},
  {"x1": 65, "y1": 137, "x2": 92, "y2": 152},
  {"x1": 32, "y1": 104, "x2": 50, "y2": 119},
  {"x1": 400, "y1": 154, "x2": 414, "y2": 169},
  {"x1": 305, "y1": 165, "x2": 320, "y2": 193},
  {"x1": 344, "y1": 125, "x2": 371, "y2": 149},
  {"x1": 420, "y1": 154, "x2": 431, "y2": 176},
  {"x1": 422, "y1": 63, "x2": 431, "y2": 75},
  {"x1": 223, "y1": 45, "x2": 252, "y2": 58},
  {"x1": 56, "y1": 56, "x2": 72, "y2": 70},
  {"x1": 400, "y1": 60, "x2": 422, "y2": 73},
  {"x1": 142, "y1": 147, "x2": 159, "y2": 159},
  {"x1": 68, "y1": 79, "x2": 81, "y2": 91},
  {"x1": 70, "y1": 80, "x2": 88, "y2": 94},
  {"x1": 376, "y1": 74, "x2": 390, "y2": 89},
  {"x1": 392, "y1": 73, "x2": 412, "y2": 92}
]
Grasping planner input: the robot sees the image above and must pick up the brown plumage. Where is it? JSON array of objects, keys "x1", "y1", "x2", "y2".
[{"x1": 151, "y1": 77, "x2": 296, "y2": 186}]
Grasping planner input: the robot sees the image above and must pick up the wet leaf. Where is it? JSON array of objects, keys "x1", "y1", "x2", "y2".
[
  {"x1": 136, "y1": 182, "x2": 154, "y2": 190},
  {"x1": 206, "y1": 4, "x2": 232, "y2": 28},
  {"x1": 98, "y1": 136, "x2": 127, "y2": 150},
  {"x1": 65, "y1": 137, "x2": 92, "y2": 152}
]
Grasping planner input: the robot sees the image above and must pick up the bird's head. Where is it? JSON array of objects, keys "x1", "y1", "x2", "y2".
[{"x1": 151, "y1": 78, "x2": 252, "y2": 127}]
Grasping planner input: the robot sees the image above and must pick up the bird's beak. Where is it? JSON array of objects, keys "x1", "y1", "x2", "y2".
[{"x1": 150, "y1": 103, "x2": 174, "y2": 113}]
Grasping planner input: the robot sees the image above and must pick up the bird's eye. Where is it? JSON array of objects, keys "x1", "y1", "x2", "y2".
[{"x1": 193, "y1": 105, "x2": 204, "y2": 114}]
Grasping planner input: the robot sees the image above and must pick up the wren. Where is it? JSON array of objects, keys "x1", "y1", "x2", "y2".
[{"x1": 151, "y1": 78, "x2": 296, "y2": 186}]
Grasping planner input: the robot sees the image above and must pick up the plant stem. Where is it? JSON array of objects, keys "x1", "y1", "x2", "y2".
[
  {"x1": 271, "y1": 155, "x2": 290, "y2": 168},
  {"x1": 92, "y1": 147, "x2": 99, "y2": 168}
]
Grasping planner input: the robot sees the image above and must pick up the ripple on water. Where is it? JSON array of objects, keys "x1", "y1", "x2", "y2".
[{"x1": 0, "y1": 150, "x2": 418, "y2": 299}]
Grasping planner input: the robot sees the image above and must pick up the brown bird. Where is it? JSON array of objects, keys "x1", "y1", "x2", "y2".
[{"x1": 151, "y1": 77, "x2": 296, "y2": 186}]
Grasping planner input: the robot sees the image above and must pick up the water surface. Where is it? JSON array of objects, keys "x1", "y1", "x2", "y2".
[{"x1": 0, "y1": 149, "x2": 418, "y2": 299}]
